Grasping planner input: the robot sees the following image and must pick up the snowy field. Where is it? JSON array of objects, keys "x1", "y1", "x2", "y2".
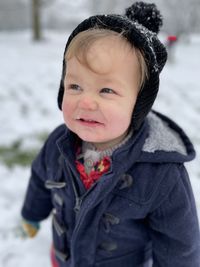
[{"x1": 0, "y1": 31, "x2": 200, "y2": 266}]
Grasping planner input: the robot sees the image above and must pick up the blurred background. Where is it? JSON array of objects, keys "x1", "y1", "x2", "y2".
[
  {"x1": 0, "y1": 0, "x2": 200, "y2": 38},
  {"x1": 0, "y1": 1, "x2": 200, "y2": 266}
]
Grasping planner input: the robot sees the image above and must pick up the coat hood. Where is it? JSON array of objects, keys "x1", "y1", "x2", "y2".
[{"x1": 138, "y1": 111, "x2": 196, "y2": 163}]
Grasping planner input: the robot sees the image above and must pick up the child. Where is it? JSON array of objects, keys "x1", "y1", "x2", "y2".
[{"x1": 21, "y1": 2, "x2": 200, "y2": 267}]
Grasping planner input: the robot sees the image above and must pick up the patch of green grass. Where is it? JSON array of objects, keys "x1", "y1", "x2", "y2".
[
  {"x1": 0, "y1": 132, "x2": 49, "y2": 168},
  {"x1": 0, "y1": 145, "x2": 37, "y2": 168}
]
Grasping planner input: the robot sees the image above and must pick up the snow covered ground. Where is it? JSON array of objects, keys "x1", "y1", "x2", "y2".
[{"x1": 0, "y1": 31, "x2": 200, "y2": 266}]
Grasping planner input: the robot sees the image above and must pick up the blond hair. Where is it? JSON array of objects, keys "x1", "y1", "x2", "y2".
[{"x1": 65, "y1": 29, "x2": 148, "y2": 89}]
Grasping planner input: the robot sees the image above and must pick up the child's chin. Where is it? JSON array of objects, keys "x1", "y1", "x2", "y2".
[{"x1": 77, "y1": 134, "x2": 105, "y2": 144}]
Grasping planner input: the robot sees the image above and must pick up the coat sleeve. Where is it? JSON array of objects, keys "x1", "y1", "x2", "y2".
[
  {"x1": 21, "y1": 141, "x2": 53, "y2": 222},
  {"x1": 21, "y1": 125, "x2": 66, "y2": 222},
  {"x1": 148, "y1": 164, "x2": 200, "y2": 267}
]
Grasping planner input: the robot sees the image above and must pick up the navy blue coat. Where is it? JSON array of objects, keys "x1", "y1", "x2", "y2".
[{"x1": 21, "y1": 111, "x2": 200, "y2": 267}]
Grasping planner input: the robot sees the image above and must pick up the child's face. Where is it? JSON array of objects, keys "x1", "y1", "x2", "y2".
[{"x1": 62, "y1": 36, "x2": 140, "y2": 150}]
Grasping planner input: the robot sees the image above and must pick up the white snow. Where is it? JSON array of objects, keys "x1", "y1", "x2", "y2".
[{"x1": 0, "y1": 31, "x2": 200, "y2": 266}]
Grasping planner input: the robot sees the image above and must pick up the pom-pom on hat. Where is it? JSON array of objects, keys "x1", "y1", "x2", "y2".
[{"x1": 58, "y1": 1, "x2": 167, "y2": 130}]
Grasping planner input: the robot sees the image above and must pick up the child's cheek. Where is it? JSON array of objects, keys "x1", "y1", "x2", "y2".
[
  {"x1": 62, "y1": 95, "x2": 70, "y2": 114},
  {"x1": 62, "y1": 104, "x2": 69, "y2": 120},
  {"x1": 62, "y1": 99, "x2": 74, "y2": 125}
]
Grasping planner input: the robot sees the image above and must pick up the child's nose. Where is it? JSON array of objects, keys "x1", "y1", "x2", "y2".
[{"x1": 78, "y1": 94, "x2": 98, "y2": 111}]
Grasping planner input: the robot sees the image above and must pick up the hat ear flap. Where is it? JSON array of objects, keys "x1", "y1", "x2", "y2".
[
  {"x1": 132, "y1": 74, "x2": 159, "y2": 130},
  {"x1": 155, "y1": 41, "x2": 168, "y2": 72},
  {"x1": 58, "y1": 80, "x2": 64, "y2": 110},
  {"x1": 57, "y1": 60, "x2": 66, "y2": 110}
]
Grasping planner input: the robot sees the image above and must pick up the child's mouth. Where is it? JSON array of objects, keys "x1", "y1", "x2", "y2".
[{"x1": 77, "y1": 118, "x2": 103, "y2": 126}]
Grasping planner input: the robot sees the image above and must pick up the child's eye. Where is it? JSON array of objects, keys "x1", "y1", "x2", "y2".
[
  {"x1": 68, "y1": 84, "x2": 81, "y2": 91},
  {"x1": 100, "y1": 88, "x2": 116, "y2": 94},
  {"x1": 65, "y1": 84, "x2": 82, "y2": 95}
]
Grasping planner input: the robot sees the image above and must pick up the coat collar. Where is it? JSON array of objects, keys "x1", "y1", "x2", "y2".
[
  {"x1": 56, "y1": 119, "x2": 149, "y2": 175},
  {"x1": 56, "y1": 109, "x2": 195, "y2": 171}
]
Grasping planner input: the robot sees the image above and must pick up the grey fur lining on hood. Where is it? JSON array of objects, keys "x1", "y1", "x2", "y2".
[{"x1": 142, "y1": 112, "x2": 187, "y2": 155}]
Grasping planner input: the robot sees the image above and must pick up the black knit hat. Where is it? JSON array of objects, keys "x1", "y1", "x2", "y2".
[{"x1": 58, "y1": 1, "x2": 167, "y2": 130}]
